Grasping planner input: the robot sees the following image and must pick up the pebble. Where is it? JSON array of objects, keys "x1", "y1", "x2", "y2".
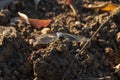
[
  {"x1": 29, "y1": 39, "x2": 34, "y2": 45},
  {"x1": 116, "y1": 32, "x2": 120, "y2": 43},
  {"x1": 114, "y1": 64, "x2": 120, "y2": 76},
  {"x1": 41, "y1": 28, "x2": 50, "y2": 34},
  {"x1": 105, "y1": 47, "x2": 113, "y2": 54},
  {"x1": 75, "y1": 21, "x2": 80, "y2": 25}
]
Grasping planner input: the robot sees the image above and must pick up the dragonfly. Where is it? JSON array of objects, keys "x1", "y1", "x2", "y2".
[{"x1": 33, "y1": 32, "x2": 89, "y2": 45}]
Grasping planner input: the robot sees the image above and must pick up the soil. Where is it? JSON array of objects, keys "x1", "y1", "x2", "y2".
[{"x1": 0, "y1": 0, "x2": 120, "y2": 80}]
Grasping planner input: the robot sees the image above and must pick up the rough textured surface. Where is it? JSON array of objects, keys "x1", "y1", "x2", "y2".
[{"x1": 0, "y1": 0, "x2": 120, "y2": 80}]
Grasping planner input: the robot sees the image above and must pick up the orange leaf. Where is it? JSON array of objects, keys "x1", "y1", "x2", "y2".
[
  {"x1": 66, "y1": 0, "x2": 73, "y2": 4},
  {"x1": 100, "y1": 3, "x2": 118, "y2": 12},
  {"x1": 84, "y1": 2, "x2": 119, "y2": 12},
  {"x1": 29, "y1": 19, "x2": 52, "y2": 29}
]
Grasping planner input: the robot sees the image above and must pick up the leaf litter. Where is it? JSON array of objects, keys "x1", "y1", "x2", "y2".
[
  {"x1": 83, "y1": 1, "x2": 119, "y2": 12},
  {"x1": 18, "y1": 12, "x2": 52, "y2": 28}
]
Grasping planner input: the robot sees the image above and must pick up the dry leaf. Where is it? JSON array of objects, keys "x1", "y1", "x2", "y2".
[
  {"x1": 18, "y1": 12, "x2": 52, "y2": 28},
  {"x1": 100, "y1": 3, "x2": 118, "y2": 12},
  {"x1": 65, "y1": 0, "x2": 73, "y2": 4},
  {"x1": 84, "y1": 2, "x2": 119, "y2": 12},
  {"x1": 18, "y1": 12, "x2": 30, "y2": 24},
  {"x1": 29, "y1": 19, "x2": 52, "y2": 29}
]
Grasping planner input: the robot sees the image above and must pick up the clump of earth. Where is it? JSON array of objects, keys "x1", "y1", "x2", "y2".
[{"x1": 0, "y1": 0, "x2": 120, "y2": 80}]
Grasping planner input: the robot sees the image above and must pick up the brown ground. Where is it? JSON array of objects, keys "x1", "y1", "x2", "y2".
[{"x1": 0, "y1": 0, "x2": 120, "y2": 80}]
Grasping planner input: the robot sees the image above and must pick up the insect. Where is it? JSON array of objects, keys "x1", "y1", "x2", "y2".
[{"x1": 33, "y1": 32, "x2": 89, "y2": 44}]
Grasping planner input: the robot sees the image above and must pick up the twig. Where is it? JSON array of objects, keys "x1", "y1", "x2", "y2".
[
  {"x1": 62, "y1": 6, "x2": 120, "y2": 80},
  {"x1": 74, "y1": 76, "x2": 111, "y2": 80},
  {"x1": 65, "y1": 0, "x2": 80, "y2": 21},
  {"x1": 83, "y1": 2, "x2": 108, "y2": 9},
  {"x1": 69, "y1": 4, "x2": 80, "y2": 21}
]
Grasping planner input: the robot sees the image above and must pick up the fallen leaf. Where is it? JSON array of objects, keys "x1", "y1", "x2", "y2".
[
  {"x1": 84, "y1": 2, "x2": 119, "y2": 12},
  {"x1": 100, "y1": 3, "x2": 118, "y2": 12},
  {"x1": 18, "y1": 12, "x2": 52, "y2": 28},
  {"x1": 65, "y1": 0, "x2": 73, "y2": 4},
  {"x1": 18, "y1": 12, "x2": 30, "y2": 24},
  {"x1": 29, "y1": 19, "x2": 52, "y2": 29}
]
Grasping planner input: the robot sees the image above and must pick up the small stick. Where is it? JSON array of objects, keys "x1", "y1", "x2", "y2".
[
  {"x1": 62, "y1": 6, "x2": 120, "y2": 80},
  {"x1": 65, "y1": 0, "x2": 80, "y2": 21},
  {"x1": 83, "y1": 2, "x2": 108, "y2": 9},
  {"x1": 69, "y1": 4, "x2": 80, "y2": 21}
]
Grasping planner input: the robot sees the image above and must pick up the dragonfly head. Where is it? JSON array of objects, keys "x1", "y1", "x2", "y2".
[{"x1": 56, "y1": 32, "x2": 64, "y2": 39}]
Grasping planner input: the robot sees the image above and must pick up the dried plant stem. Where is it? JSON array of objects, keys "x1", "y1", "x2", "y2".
[
  {"x1": 62, "y1": 6, "x2": 120, "y2": 80},
  {"x1": 69, "y1": 4, "x2": 80, "y2": 21},
  {"x1": 65, "y1": 0, "x2": 80, "y2": 21},
  {"x1": 84, "y1": 2, "x2": 108, "y2": 9}
]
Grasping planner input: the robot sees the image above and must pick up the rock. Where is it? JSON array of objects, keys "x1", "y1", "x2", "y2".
[
  {"x1": 114, "y1": 64, "x2": 120, "y2": 76},
  {"x1": 116, "y1": 32, "x2": 120, "y2": 43},
  {"x1": 41, "y1": 28, "x2": 50, "y2": 34},
  {"x1": 75, "y1": 21, "x2": 80, "y2": 25},
  {"x1": 29, "y1": 39, "x2": 35, "y2": 45}
]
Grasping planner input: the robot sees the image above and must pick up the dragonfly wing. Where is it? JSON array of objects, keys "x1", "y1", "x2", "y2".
[
  {"x1": 62, "y1": 33, "x2": 89, "y2": 42},
  {"x1": 35, "y1": 34, "x2": 57, "y2": 44}
]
